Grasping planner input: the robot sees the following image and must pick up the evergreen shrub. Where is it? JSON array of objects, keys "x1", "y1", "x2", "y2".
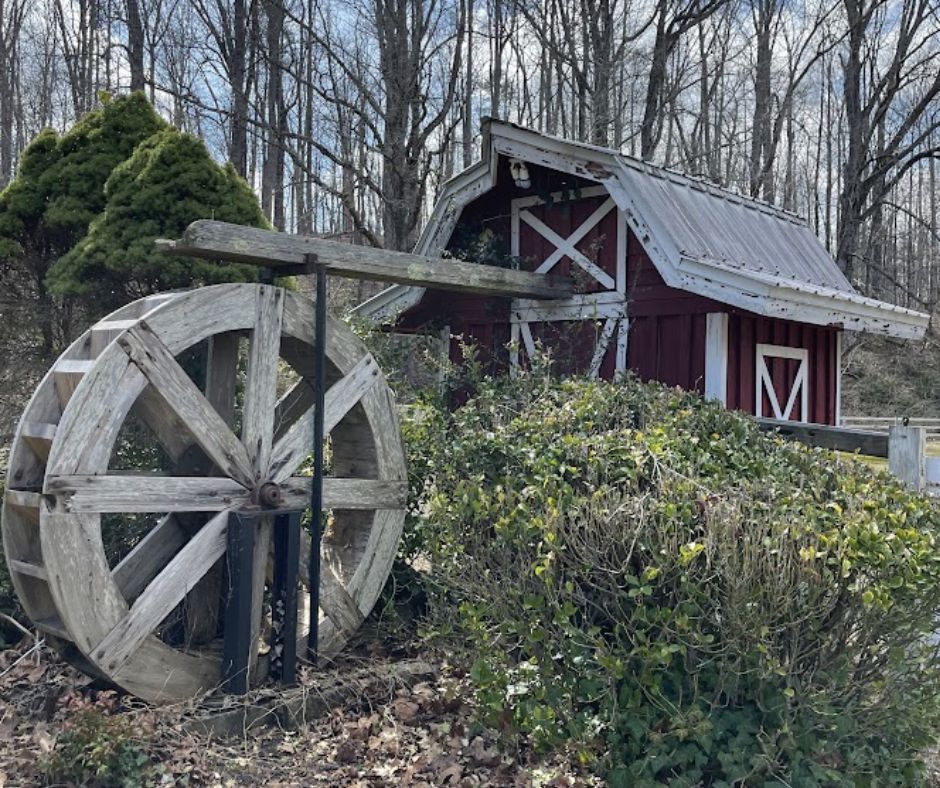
[{"x1": 403, "y1": 372, "x2": 940, "y2": 785}]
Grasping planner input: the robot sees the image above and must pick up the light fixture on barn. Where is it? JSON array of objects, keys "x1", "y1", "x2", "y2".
[{"x1": 509, "y1": 157, "x2": 531, "y2": 189}]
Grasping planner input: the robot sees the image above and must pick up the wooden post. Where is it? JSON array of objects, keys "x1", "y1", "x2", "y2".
[
  {"x1": 307, "y1": 259, "x2": 326, "y2": 665},
  {"x1": 888, "y1": 425, "x2": 926, "y2": 491}
]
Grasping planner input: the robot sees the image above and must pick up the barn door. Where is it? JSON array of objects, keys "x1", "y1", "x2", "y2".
[
  {"x1": 755, "y1": 343, "x2": 809, "y2": 422},
  {"x1": 509, "y1": 185, "x2": 628, "y2": 378}
]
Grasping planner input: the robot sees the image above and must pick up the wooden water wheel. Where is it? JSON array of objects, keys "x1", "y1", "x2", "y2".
[{"x1": 1, "y1": 283, "x2": 406, "y2": 702}]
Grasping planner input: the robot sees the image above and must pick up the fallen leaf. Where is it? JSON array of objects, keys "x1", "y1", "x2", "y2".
[
  {"x1": 392, "y1": 698, "x2": 421, "y2": 723},
  {"x1": 335, "y1": 739, "x2": 359, "y2": 764}
]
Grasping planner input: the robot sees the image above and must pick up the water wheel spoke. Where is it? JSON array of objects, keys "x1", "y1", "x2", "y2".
[
  {"x1": 118, "y1": 323, "x2": 254, "y2": 486},
  {"x1": 206, "y1": 332, "x2": 240, "y2": 427},
  {"x1": 268, "y1": 354, "x2": 380, "y2": 483},
  {"x1": 44, "y1": 474, "x2": 249, "y2": 512},
  {"x1": 318, "y1": 567, "x2": 365, "y2": 637},
  {"x1": 91, "y1": 510, "x2": 230, "y2": 674},
  {"x1": 242, "y1": 287, "x2": 284, "y2": 479},
  {"x1": 279, "y1": 476, "x2": 407, "y2": 510},
  {"x1": 112, "y1": 514, "x2": 189, "y2": 601}
]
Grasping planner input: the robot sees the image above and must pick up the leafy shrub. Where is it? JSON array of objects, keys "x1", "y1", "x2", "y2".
[
  {"x1": 404, "y1": 372, "x2": 940, "y2": 785},
  {"x1": 41, "y1": 694, "x2": 155, "y2": 787}
]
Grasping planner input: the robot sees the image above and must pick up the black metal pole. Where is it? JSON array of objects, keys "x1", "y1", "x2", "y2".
[
  {"x1": 221, "y1": 511, "x2": 256, "y2": 694},
  {"x1": 307, "y1": 260, "x2": 326, "y2": 664},
  {"x1": 271, "y1": 511, "x2": 300, "y2": 683}
]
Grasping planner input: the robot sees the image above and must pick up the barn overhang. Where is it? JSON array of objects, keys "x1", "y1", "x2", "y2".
[{"x1": 354, "y1": 120, "x2": 929, "y2": 341}]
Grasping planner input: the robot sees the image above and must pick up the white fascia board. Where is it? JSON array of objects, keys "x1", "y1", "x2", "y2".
[{"x1": 677, "y1": 257, "x2": 928, "y2": 339}]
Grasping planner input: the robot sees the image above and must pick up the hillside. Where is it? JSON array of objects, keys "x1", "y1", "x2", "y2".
[{"x1": 842, "y1": 323, "x2": 940, "y2": 418}]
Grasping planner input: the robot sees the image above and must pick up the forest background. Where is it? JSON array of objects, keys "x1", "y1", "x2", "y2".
[{"x1": 0, "y1": 0, "x2": 938, "y2": 429}]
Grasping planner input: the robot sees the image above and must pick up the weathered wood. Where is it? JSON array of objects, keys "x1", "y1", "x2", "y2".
[
  {"x1": 248, "y1": 517, "x2": 272, "y2": 682},
  {"x1": 186, "y1": 331, "x2": 241, "y2": 645},
  {"x1": 41, "y1": 511, "x2": 128, "y2": 654},
  {"x1": 112, "y1": 515, "x2": 188, "y2": 601},
  {"x1": 159, "y1": 220, "x2": 575, "y2": 299},
  {"x1": 889, "y1": 425, "x2": 925, "y2": 490},
  {"x1": 184, "y1": 659, "x2": 436, "y2": 737},
  {"x1": 319, "y1": 568, "x2": 365, "y2": 638},
  {"x1": 90, "y1": 319, "x2": 137, "y2": 358},
  {"x1": 20, "y1": 421, "x2": 57, "y2": 462},
  {"x1": 268, "y1": 353, "x2": 380, "y2": 483},
  {"x1": 8, "y1": 558, "x2": 48, "y2": 580},
  {"x1": 280, "y1": 477, "x2": 407, "y2": 510},
  {"x1": 205, "y1": 332, "x2": 240, "y2": 427},
  {"x1": 242, "y1": 287, "x2": 284, "y2": 482},
  {"x1": 117, "y1": 324, "x2": 254, "y2": 487},
  {"x1": 92, "y1": 510, "x2": 229, "y2": 674},
  {"x1": 5, "y1": 284, "x2": 407, "y2": 704},
  {"x1": 45, "y1": 475, "x2": 249, "y2": 513},
  {"x1": 221, "y1": 511, "x2": 256, "y2": 695},
  {"x1": 53, "y1": 359, "x2": 93, "y2": 410},
  {"x1": 757, "y1": 418, "x2": 889, "y2": 457}
]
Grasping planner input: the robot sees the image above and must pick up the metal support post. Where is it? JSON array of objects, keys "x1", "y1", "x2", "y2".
[
  {"x1": 270, "y1": 512, "x2": 301, "y2": 683},
  {"x1": 307, "y1": 256, "x2": 326, "y2": 665},
  {"x1": 221, "y1": 511, "x2": 256, "y2": 694}
]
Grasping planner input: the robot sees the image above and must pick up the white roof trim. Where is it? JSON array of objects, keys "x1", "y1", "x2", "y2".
[{"x1": 355, "y1": 121, "x2": 928, "y2": 340}]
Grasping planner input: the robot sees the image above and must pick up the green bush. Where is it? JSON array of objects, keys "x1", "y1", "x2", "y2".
[
  {"x1": 41, "y1": 694, "x2": 155, "y2": 787},
  {"x1": 404, "y1": 372, "x2": 940, "y2": 785}
]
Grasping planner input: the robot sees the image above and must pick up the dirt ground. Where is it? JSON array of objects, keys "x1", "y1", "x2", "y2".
[{"x1": 0, "y1": 638, "x2": 600, "y2": 787}]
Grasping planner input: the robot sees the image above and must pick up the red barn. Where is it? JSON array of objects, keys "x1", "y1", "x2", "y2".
[{"x1": 355, "y1": 121, "x2": 928, "y2": 425}]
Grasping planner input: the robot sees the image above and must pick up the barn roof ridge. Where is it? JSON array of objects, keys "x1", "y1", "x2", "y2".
[
  {"x1": 354, "y1": 120, "x2": 929, "y2": 340},
  {"x1": 491, "y1": 118, "x2": 808, "y2": 228}
]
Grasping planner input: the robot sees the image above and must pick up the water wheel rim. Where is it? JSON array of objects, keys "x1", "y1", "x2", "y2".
[{"x1": 3, "y1": 284, "x2": 405, "y2": 702}]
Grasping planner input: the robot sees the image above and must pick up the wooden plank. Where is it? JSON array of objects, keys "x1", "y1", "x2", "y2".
[
  {"x1": 53, "y1": 359, "x2": 93, "y2": 410},
  {"x1": 112, "y1": 515, "x2": 188, "y2": 601},
  {"x1": 249, "y1": 517, "x2": 272, "y2": 682},
  {"x1": 92, "y1": 510, "x2": 229, "y2": 675},
  {"x1": 90, "y1": 319, "x2": 137, "y2": 358},
  {"x1": 319, "y1": 568, "x2": 365, "y2": 638},
  {"x1": 44, "y1": 475, "x2": 249, "y2": 513},
  {"x1": 158, "y1": 221, "x2": 575, "y2": 300},
  {"x1": 242, "y1": 287, "x2": 284, "y2": 481},
  {"x1": 280, "y1": 477, "x2": 407, "y2": 510},
  {"x1": 268, "y1": 354, "x2": 380, "y2": 483},
  {"x1": 35, "y1": 615, "x2": 69, "y2": 639},
  {"x1": 21, "y1": 421, "x2": 57, "y2": 462},
  {"x1": 889, "y1": 426, "x2": 925, "y2": 490},
  {"x1": 5, "y1": 490, "x2": 41, "y2": 524},
  {"x1": 757, "y1": 418, "x2": 889, "y2": 457},
  {"x1": 8, "y1": 558, "x2": 48, "y2": 580},
  {"x1": 206, "y1": 332, "x2": 240, "y2": 427},
  {"x1": 117, "y1": 323, "x2": 254, "y2": 487}
]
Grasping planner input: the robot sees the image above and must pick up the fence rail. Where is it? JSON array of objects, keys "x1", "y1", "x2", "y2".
[
  {"x1": 841, "y1": 416, "x2": 940, "y2": 442},
  {"x1": 758, "y1": 418, "x2": 931, "y2": 493}
]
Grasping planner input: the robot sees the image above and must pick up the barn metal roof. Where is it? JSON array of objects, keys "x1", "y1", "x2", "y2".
[{"x1": 355, "y1": 121, "x2": 928, "y2": 339}]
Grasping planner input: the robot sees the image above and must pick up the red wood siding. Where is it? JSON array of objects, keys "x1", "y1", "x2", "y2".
[
  {"x1": 726, "y1": 314, "x2": 838, "y2": 425},
  {"x1": 395, "y1": 159, "x2": 840, "y2": 424}
]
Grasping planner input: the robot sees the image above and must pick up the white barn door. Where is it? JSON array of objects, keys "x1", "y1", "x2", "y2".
[{"x1": 755, "y1": 343, "x2": 809, "y2": 422}]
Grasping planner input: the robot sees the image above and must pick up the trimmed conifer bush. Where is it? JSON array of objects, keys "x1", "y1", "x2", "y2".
[{"x1": 403, "y1": 372, "x2": 940, "y2": 785}]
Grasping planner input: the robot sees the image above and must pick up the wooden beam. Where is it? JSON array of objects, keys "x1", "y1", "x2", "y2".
[
  {"x1": 157, "y1": 220, "x2": 575, "y2": 300},
  {"x1": 757, "y1": 418, "x2": 888, "y2": 457}
]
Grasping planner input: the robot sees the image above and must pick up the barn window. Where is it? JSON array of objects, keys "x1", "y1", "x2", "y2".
[{"x1": 755, "y1": 343, "x2": 809, "y2": 422}]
